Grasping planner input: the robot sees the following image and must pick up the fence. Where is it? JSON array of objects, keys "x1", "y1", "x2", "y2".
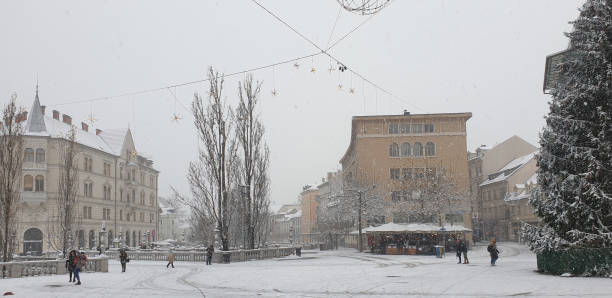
[
  {"x1": 1, "y1": 256, "x2": 108, "y2": 279},
  {"x1": 85, "y1": 247, "x2": 297, "y2": 263}
]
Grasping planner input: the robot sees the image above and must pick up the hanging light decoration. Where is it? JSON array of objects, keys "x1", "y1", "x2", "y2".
[
  {"x1": 271, "y1": 65, "x2": 278, "y2": 96},
  {"x1": 335, "y1": 0, "x2": 393, "y2": 15},
  {"x1": 310, "y1": 56, "x2": 316, "y2": 73}
]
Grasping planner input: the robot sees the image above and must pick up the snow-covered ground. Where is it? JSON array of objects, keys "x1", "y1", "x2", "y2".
[{"x1": 2, "y1": 243, "x2": 610, "y2": 297}]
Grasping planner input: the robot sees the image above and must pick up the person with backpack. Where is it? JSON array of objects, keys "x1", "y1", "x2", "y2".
[
  {"x1": 487, "y1": 238, "x2": 499, "y2": 266},
  {"x1": 456, "y1": 239, "x2": 464, "y2": 264},
  {"x1": 119, "y1": 249, "x2": 129, "y2": 272},
  {"x1": 73, "y1": 251, "x2": 88, "y2": 285},
  {"x1": 65, "y1": 250, "x2": 76, "y2": 282}
]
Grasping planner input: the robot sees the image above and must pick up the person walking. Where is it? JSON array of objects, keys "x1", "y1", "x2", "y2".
[
  {"x1": 462, "y1": 240, "x2": 469, "y2": 264},
  {"x1": 66, "y1": 250, "x2": 76, "y2": 282},
  {"x1": 119, "y1": 249, "x2": 129, "y2": 272},
  {"x1": 73, "y1": 251, "x2": 88, "y2": 285},
  {"x1": 487, "y1": 239, "x2": 499, "y2": 266},
  {"x1": 166, "y1": 250, "x2": 175, "y2": 268},
  {"x1": 456, "y1": 239, "x2": 464, "y2": 264},
  {"x1": 206, "y1": 245, "x2": 214, "y2": 265}
]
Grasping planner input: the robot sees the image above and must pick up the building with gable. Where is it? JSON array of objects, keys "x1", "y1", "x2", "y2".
[{"x1": 17, "y1": 90, "x2": 159, "y2": 255}]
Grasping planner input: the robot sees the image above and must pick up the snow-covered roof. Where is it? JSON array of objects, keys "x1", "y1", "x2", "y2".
[
  {"x1": 285, "y1": 210, "x2": 301, "y2": 219},
  {"x1": 479, "y1": 150, "x2": 538, "y2": 187},
  {"x1": 24, "y1": 99, "x2": 131, "y2": 157},
  {"x1": 355, "y1": 223, "x2": 471, "y2": 234}
]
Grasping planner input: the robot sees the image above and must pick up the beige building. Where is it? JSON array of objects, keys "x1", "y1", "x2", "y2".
[
  {"x1": 339, "y1": 111, "x2": 472, "y2": 233},
  {"x1": 478, "y1": 150, "x2": 538, "y2": 241},
  {"x1": 467, "y1": 135, "x2": 537, "y2": 240},
  {"x1": 504, "y1": 173, "x2": 539, "y2": 242},
  {"x1": 17, "y1": 92, "x2": 159, "y2": 255}
]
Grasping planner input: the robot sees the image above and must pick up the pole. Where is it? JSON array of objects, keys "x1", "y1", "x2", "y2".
[{"x1": 358, "y1": 191, "x2": 363, "y2": 252}]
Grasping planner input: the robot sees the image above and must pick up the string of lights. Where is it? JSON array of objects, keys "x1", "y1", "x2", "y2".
[{"x1": 250, "y1": 0, "x2": 427, "y2": 113}]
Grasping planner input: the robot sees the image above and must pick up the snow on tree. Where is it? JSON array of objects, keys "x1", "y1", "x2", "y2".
[{"x1": 525, "y1": 0, "x2": 612, "y2": 252}]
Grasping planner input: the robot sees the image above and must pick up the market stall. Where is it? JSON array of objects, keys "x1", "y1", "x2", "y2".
[{"x1": 365, "y1": 223, "x2": 472, "y2": 255}]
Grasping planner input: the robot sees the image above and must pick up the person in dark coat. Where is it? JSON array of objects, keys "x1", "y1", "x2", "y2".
[
  {"x1": 66, "y1": 250, "x2": 77, "y2": 282},
  {"x1": 119, "y1": 249, "x2": 129, "y2": 272},
  {"x1": 456, "y1": 240, "x2": 464, "y2": 264},
  {"x1": 487, "y1": 239, "x2": 499, "y2": 266},
  {"x1": 206, "y1": 245, "x2": 214, "y2": 265}
]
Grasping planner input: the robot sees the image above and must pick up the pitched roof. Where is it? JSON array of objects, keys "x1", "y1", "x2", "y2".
[
  {"x1": 479, "y1": 150, "x2": 538, "y2": 187},
  {"x1": 24, "y1": 97, "x2": 131, "y2": 157}
]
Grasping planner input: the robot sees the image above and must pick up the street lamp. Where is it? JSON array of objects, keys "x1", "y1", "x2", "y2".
[
  {"x1": 100, "y1": 222, "x2": 106, "y2": 255},
  {"x1": 344, "y1": 184, "x2": 377, "y2": 252}
]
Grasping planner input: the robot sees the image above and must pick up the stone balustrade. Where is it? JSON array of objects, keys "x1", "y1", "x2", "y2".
[
  {"x1": 1, "y1": 256, "x2": 108, "y2": 279},
  {"x1": 84, "y1": 247, "x2": 297, "y2": 263}
]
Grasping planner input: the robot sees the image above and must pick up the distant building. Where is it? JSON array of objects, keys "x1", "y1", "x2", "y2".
[
  {"x1": 300, "y1": 185, "x2": 319, "y2": 244},
  {"x1": 478, "y1": 150, "x2": 538, "y2": 241},
  {"x1": 504, "y1": 173, "x2": 539, "y2": 242},
  {"x1": 158, "y1": 197, "x2": 189, "y2": 242},
  {"x1": 17, "y1": 91, "x2": 159, "y2": 255},
  {"x1": 269, "y1": 203, "x2": 301, "y2": 244},
  {"x1": 467, "y1": 135, "x2": 537, "y2": 240},
  {"x1": 339, "y1": 111, "x2": 473, "y2": 235}
]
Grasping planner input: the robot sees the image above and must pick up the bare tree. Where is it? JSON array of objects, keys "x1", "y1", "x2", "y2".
[
  {"x1": 235, "y1": 74, "x2": 271, "y2": 249},
  {"x1": 54, "y1": 126, "x2": 81, "y2": 255},
  {"x1": 0, "y1": 94, "x2": 24, "y2": 264},
  {"x1": 175, "y1": 67, "x2": 238, "y2": 251},
  {"x1": 390, "y1": 167, "x2": 465, "y2": 227}
]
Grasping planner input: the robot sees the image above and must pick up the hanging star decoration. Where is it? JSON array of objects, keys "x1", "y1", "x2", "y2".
[
  {"x1": 349, "y1": 88, "x2": 355, "y2": 94},
  {"x1": 131, "y1": 150, "x2": 138, "y2": 158},
  {"x1": 328, "y1": 66, "x2": 335, "y2": 74},
  {"x1": 338, "y1": 84, "x2": 343, "y2": 90},
  {"x1": 310, "y1": 67, "x2": 316, "y2": 73},
  {"x1": 209, "y1": 91, "x2": 215, "y2": 97},
  {"x1": 271, "y1": 89, "x2": 278, "y2": 96},
  {"x1": 293, "y1": 62, "x2": 300, "y2": 69},
  {"x1": 171, "y1": 113, "x2": 183, "y2": 123}
]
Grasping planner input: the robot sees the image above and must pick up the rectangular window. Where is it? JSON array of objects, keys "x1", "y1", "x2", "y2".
[
  {"x1": 411, "y1": 124, "x2": 423, "y2": 133},
  {"x1": 390, "y1": 168, "x2": 400, "y2": 180},
  {"x1": 120, "y1": 210, "x2": 123, "y2": 221},
  {"x1": 388, "y1": 123, "x2": 399, "y2": 134},
  {"x1": 104, "y1": 162, "x2": 111, "y2": 176},
  {"x1": 426, "y1": 168, "x2": 437, "y2": 179},
  {"x1": 402, "y1": 168, "x2": 412, "y2": 179},
  {"x1": 400, "y1": 123, "x2": 410, "y2": 134},
  {"x1": 424, "y1": 123, "x2": 434, "y2": 133},
  {"x1": 391, "y1": 191, "x2": 401, "y2": 202}
]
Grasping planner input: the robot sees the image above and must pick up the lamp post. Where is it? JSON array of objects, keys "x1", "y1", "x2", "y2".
[
  {"x1": 289, "y1": 225, "x2": 294, "y2": 246},
  {"x1": 344, "y1": 184, "x2": 377, "y2": 252}
]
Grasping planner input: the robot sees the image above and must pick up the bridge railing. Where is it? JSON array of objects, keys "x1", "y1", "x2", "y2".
[{"x1": 0, "y1": 256, "x2": 108, "y2": 279}]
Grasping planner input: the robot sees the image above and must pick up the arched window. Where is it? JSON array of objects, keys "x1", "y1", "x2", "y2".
[
  {"x1": 401, "y1": 142, "x2": 411, "y2": 156},
  {"x1": 35, "y1": 175, "x2": 44, "y2": 192},
  {"x1": 35, "y1": 149, "x2": 45, "y2": 162},
  {"x1": 125, "y1": 231, "x2": 130, "y2": 247},
  {"x1": 389, "y1": 143, "x2": 399, "y2": 157},
  {"x1": 23, "y1": 228, "x2": 43, "y2": 255},
  {"x1": 24, "y1": 148, "x2": 34, "y2": 162},
  {"x1": 23, "y1": 175, "x2": 33, "y2": 191},
  {"x1": 425, "y1": 142, "x2": 436, "y2": 156},
  {"x1": 149, "y1": 194, "x2": 154, "y2": 206},
  {"x1": 413, "y1": 142, "x2": 423, "y2": 156},
  {"x1": 140, "y1": 191, "x2": 145, "y2": 205},
  {"x1": 108, "y1": 230, "x2": 113, "y2": 248},
  {"x1": 89, "y1": 230, "x2": 95, "y2": 249}
]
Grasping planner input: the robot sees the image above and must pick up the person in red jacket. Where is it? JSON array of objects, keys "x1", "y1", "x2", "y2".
[{"x1": 73, "y1": 251, "x2": 88, "y2": 285}]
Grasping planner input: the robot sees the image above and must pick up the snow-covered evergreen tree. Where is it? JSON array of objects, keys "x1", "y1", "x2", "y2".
[{"x1": 525, "y1": 0, "x2": 612, "y2": 252}]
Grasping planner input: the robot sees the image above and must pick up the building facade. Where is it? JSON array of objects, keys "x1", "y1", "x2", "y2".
[
  {"x1": 269, "y1": 203, "x2": 301, "y2": 244},
  {"x1": 17, "y1": 93, "x2": 159, "y2": 255},
  {"x1": 339, "y1": 111, "x2": 472, "y2": 235},
  {"x1": 467, "y1": 135, "x2": 537, "y2": 240},
  {"x1": 478, "y1": 150, "x2": 538, "y2": 241}
]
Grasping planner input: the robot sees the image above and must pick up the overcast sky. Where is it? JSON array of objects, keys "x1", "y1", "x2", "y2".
[{"x1": 0, "y1": 0, "x2": 582, "y2": 205}]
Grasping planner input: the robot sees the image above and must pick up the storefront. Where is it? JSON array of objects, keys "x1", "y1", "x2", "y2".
[{"x1": 365, "y1": 223, "x2": 472, "y2": 255}]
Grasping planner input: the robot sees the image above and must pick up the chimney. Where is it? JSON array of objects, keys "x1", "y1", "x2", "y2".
[
  {"x1": 41, "y1": 105, "x2": 46, "y2": 115},
  {"x1": 16, "y1": 111, "x2": 28, "y2": 123},
  {"x1": 81, "y1": 122, "x2": 88, "y2": 132},
  {"x1": 403, "y1": 110, "x2": 410, "y2": 116},
  {"x1": 52, "y1": 110, "x2": 60, "y2": 120},
  {"x1": 62, "y1": 114, "x2": 72, "y2": 125},
  {"x1": 96, "y1": 129, "x2": 103, "y2": 135},
  {"x1": 327, "y1": 172, "x2": 333, "y2": 181}
]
